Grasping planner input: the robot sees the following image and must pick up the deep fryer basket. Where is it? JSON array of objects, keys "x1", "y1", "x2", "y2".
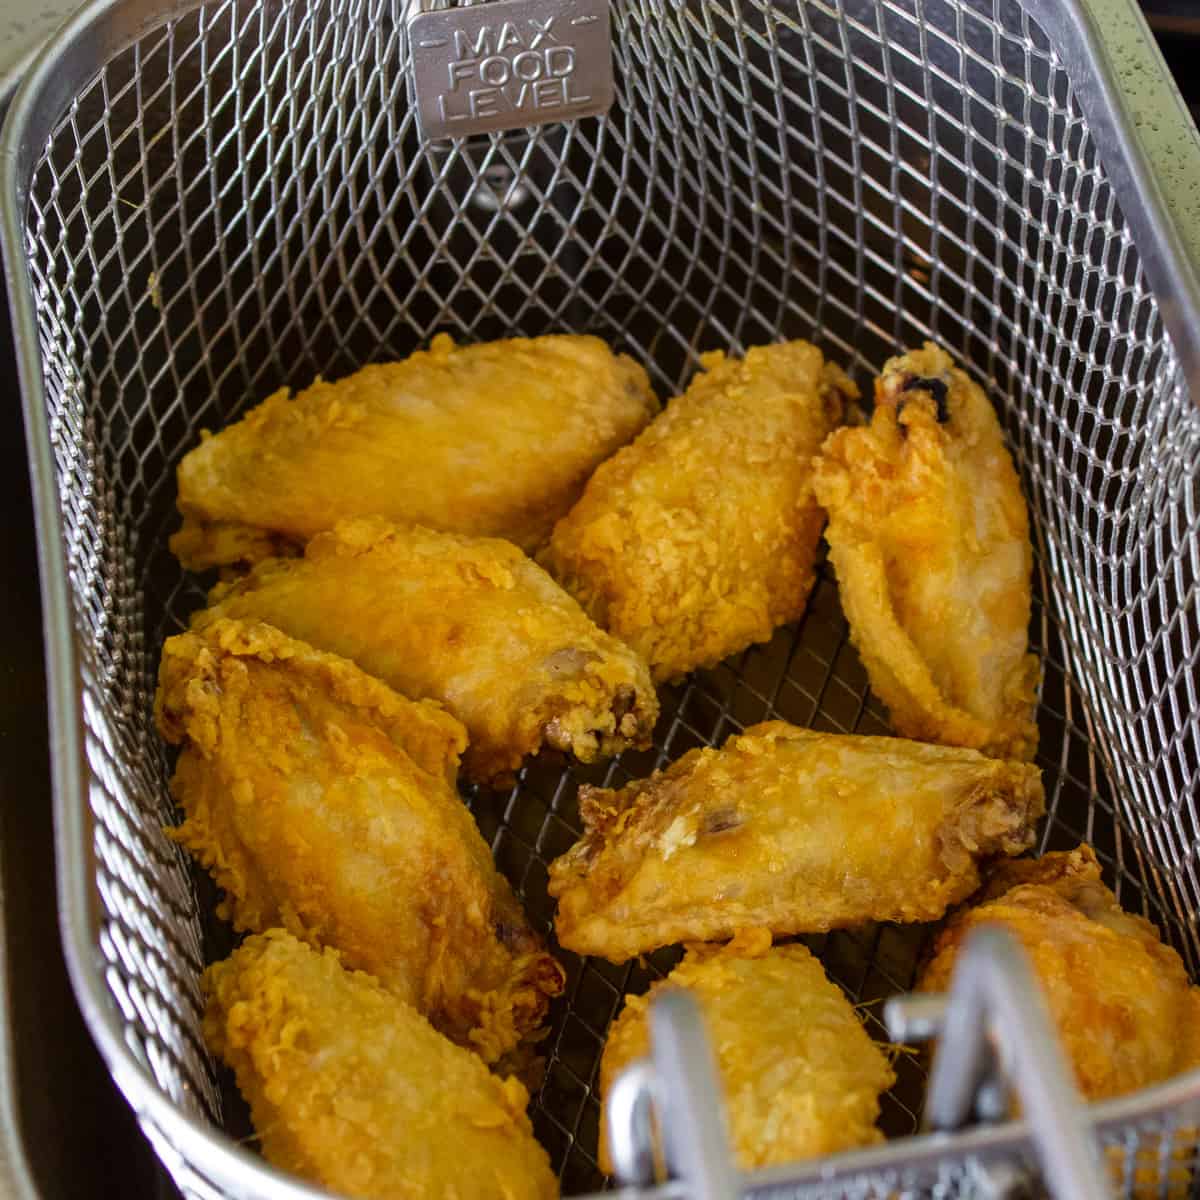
[{"x1": 3, "y1": 0, "x2": 1200, "y2": 1195}]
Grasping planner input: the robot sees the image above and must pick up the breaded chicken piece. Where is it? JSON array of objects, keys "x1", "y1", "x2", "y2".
[
  {"x1": 192, "y1": 518, "x2": 658, "y2": 785},
  {"x1": 171, "y1": 333, "x2": 658, "y2": 570},
  {"x1": 204, "y1": 930, "x2": 558, "y2": 1200},
  {"x1": 156, "y1": 619, "x2": 563, "y2": 1063},
  {"x1": 542, "y1": 342, "x2": 856, "y2": 682},
  {"x1": 548, "y1": 721, "x2": 1044, "y2": 962},
  {"x1": 918, "y1": 846, "x2": 1200, "y2": 1101},
  {"x1": 812, "y1": 343, "x2": 1038, "y2": 760},
  {"x1": 599, "y1": 930, "x2": 894, "y2": 1172}
]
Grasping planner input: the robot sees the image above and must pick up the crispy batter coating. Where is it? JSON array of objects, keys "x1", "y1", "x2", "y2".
[
  {"x1": 542, "y1": 342, "x2": 856, "y2": 682},
  {"x1": 203, "y1": 930, "x2": 558, "y2": 1200},
  {"x1": 192, "y1": 518, "x2": 658, "y2": 784},
  {"x1": 156, "y1": 619, "x2": 563, "y2": 1063},
  {"x1": 812, "y1": 343, "x2": 1038, "y2": 760},
  {"x1": 599, "y1": 931, "x2": 895, "y2": 1172},
  {"x1": 171, "y1": 333, "x2": 658, "y2": 570},
  {"x1": 548, "y1": 721, "x2": 1044, "y2": 962},
  {"x1": 919, "y1": 845, "x2": 1200, "y2": 1101}
]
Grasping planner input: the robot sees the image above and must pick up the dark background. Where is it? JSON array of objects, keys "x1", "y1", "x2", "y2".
[
  {"x1": 0, "y1": 2, "x2": 1195, "y2": 1196},
  {"x1": 1145, "y1": 2, "x2": 1200, "y2": 125}
]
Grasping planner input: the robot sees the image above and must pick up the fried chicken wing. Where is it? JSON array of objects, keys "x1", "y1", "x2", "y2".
[
  {"x1": 542, "y1": 342, "x2": 856, "y2": 682},
  {"x1": 192, "y1": 518, "x2": 658, "y2": 784},
  {"x1": 204, "y1": 930, "x2": 558, "y2": 1200},
  {"x1": 156, "y1": 619, "x2": 563, "y2": 1063},
  {"x1": 599, "y1": 930, "x2": 895, "y2": 1172},
  {"x1": 548, "y1": 721, "x2": 1044, "y2": 962},
  {"x1": 171, "y1": 333, "x2": 658, "y2": 570},
  {"x1": 918, "y1": 845, "x2": 1200, "y2": 1101},
  {"x1": 812, "y1": 343, "x2": 1038, "y2": 760}
]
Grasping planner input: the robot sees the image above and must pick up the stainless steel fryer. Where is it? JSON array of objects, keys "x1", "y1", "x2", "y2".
[{"x1": 2, "y1": 0, "x2": 1200, "y2": 1194}]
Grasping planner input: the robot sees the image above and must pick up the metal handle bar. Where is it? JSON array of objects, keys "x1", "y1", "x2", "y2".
[
  {"x1": 606, "y1": 989, "x2": 738, "y2": 1200},
  {"x1": 886, "y1": 926, "x2": 1114, "y2": 1200}
]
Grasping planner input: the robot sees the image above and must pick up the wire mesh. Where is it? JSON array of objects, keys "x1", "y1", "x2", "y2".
[
  {"x1": 744, "y1": 1161, "x2": 982, "y2": 1200},
  {"x1": 1098, "y1": 1114, "x2": 1200, "y2": 1200},
  {"x1": 12, "y1": 0, "x2": 1200, "y2": 1195}
]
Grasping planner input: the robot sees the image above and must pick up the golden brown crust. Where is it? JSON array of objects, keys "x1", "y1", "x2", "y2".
[
  {"x1": 812, "y1": 343, "x2": 1038, "y2": 760},
  {"x1": 203, "y1": 930, "x2": 558, "y2": 1199},
  {"x1": 171, "y1": 333, "x2": 658, "y2": 569},
  {"x1": 968, "y1": 839, "x2": 1105, "y2": 901},
  {"x1": 191, "y1": 518, "x2": 658, "y2": 784},
  {"x1": 542, "y1": 343, "x2": 856, "y2": 682},
  {"x1": 548, "y1": 720, "x2": 1044, "y2": 961},
  {"x1": 157, "y1": 619, "x2": 563, "y2": 1062},
  {"x1": 169, "y1": 515, "x2": 301, "y2": 574},
  {"x1": 919, "y1": 846, "x2": 1200, "y2": 1102},
  {"x1": 156, "y1": 616, "x2": 466, "y2": 779},
  {"x1": 598, "y1": 934, "x2": 894, "y2": 1171}
]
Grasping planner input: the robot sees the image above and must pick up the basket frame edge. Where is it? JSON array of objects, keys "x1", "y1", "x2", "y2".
[{"x1": 1, "y1": 0, "x2": 1199, "y2": 1193}]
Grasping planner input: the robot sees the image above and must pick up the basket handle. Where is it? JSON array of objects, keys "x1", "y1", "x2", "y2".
[
  {"x1": 605, "y1": 989, "x2": 739, "y2": 1200},
  {"x1": 886, "y1": 926, "x2": 1114, "y2": 1200}
]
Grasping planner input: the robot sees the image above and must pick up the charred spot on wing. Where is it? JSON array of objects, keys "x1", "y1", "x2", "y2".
[
  {"x1": 494, "y1": 920, "x2": 523, "y2": 947},
  {"x1": 610, "y1": 685, "x2": 635, "y2": 722},
  {"x1": 899, "y1": 374, "x2": 951, "y2": 423},
  {"x1": 702, "y1": 806, "x2": 742, "y2": 834}
]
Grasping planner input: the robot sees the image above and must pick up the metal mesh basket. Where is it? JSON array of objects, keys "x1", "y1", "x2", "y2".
[{"x1": 3, "y1": 0, "x2": 1200, "y2": 1194}]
